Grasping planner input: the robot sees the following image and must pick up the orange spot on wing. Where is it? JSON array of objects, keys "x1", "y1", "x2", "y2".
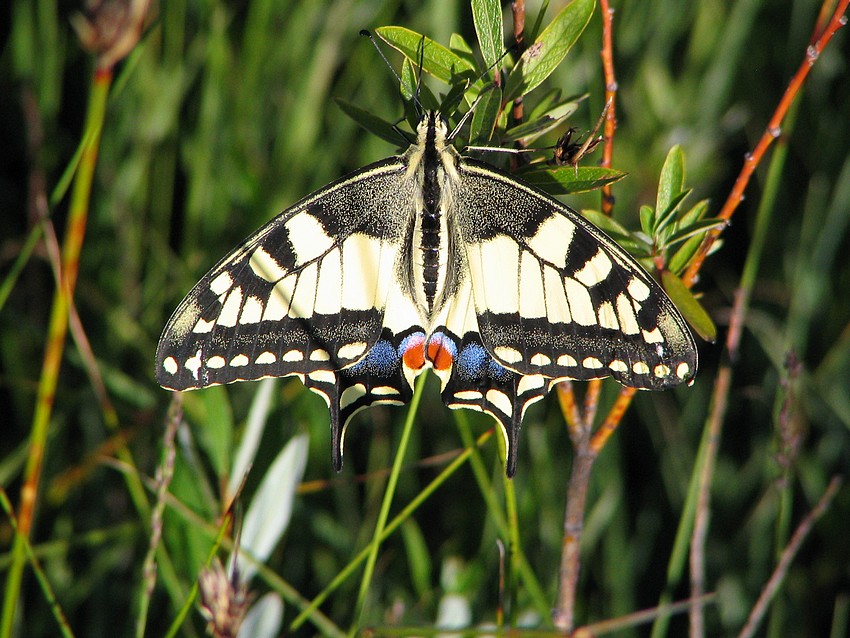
[
  {"x1": 427, "y1": 339, "x2": 455, "y2": 371},
  {"x1": 402, "y1": 337, "x2": 426, "y2": 370}
]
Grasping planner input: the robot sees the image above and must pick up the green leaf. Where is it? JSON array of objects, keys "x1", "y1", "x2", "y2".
[
  {"x1": 441, "y1": 79, "x2": 473, "y2": 115},
  {"x1": 527, "y1": 88, "x2": 564, "y2": 120},
  {"x1": 401, "y1": 519, "x2": 433, "y2": 599},
  {"x1": 665, "y1": 217, "x2": 727, "y2": 249},
  {"x1": 655, "y1": 188, "x2": 692, "y2": 237},
  {"x1": 639, "y1": 204, "x2": 655, "y2": 237},
  {"x1": 227, "y1": 378, "x2": 276, "y2": 499},
  {"x1": 669, "y1": 234, "x2": 704, "y2": 275},
  {"x1": 580, "y1": 209, "x2": 632, "y2": 240},
  {"x1": 581, "y1": 209, "x2": 653, "y2": 257},
  {"x1": 237, "y1": 434, "x2": 309, "y2": 581},
  {"x1": 376, "y1": 26, "x2": 476, "y2": 85},
  {"x1": 527, "y1": 0, "x2": 553, "y2": 43},
  {"x1": 681, "y1": 198, "x2": 710, "y2": 226},
  {"x1": 334, "y1": 98, "x2": 403, "y2": 146},
  {"x1": 503, "y1": 0, "x2": 596, "y2": 102},
  {"x1": 656, "y1": 145, "x2": 685, "y2": 223},
  {"x1": 472, "y1": 0, "x2": 504, "y2": 68},
  {"x1": 518, "y1": 166, "x2": 626, "y2": 195},
  {"x1": 449, "y1": 32, "x2": 476, "y2": 66},
  {"x1": 400, "y1": 57, "x2": 417, "y2": 101},
  {"x1": 470, "y1": 85, "x2": 502, "y2": 144},
  {"x1": 662, "y1": 271, "x2": 717, "y2": 342},
  {"x1": 503, "y1": 99, "x2": 579, "y2": 145}
]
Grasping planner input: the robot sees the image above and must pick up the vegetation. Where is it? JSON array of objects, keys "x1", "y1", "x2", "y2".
[{"x1": 1, "y1": 0, "x2": 848, "y2": 636}]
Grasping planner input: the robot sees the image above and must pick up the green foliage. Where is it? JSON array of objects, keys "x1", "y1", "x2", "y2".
[{"x1": 1, "y1": 0, "x2": 849, "y2": 637}]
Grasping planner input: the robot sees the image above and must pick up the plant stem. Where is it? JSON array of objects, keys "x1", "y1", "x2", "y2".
[{"x1": 1, "y1": 66, "x2": 112, "y2": 638}]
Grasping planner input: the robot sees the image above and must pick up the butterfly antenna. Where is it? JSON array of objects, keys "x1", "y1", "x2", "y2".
[
  {"x1": 447, "y1": 83, "x2": 498, "y2": 141},
  {"x1": 446, "y1": 44, "x2": 517, "y2": 141},
  {"x1": 360, "y1": 29, "x2": 423, "y2": 115}
]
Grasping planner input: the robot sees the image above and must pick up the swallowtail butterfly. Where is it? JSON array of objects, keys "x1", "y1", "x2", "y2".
[{"x1": 157, "y1": 110, "x2": 697, "y2": 477}]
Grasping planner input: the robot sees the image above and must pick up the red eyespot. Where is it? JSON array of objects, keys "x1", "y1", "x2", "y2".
[
  {"x1": 401, "y1": 335, "x2": 426, "y2": 370},
  {"x1": 426, "y1": 334, "x2": 456, "y2": 371}
]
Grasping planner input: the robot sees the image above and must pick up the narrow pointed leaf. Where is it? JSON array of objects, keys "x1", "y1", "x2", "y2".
[
  {"x1": 669, "y1": 234, "x2": 705, "y2": 275},
  {"x1": 665, "y1": 218, "x2": 727, "y2": 248},
  {"x1": 681, "y1": 198, "x2": 710, "y2": 226},
  {"x1": 504, "y1": 0, "x2": 595, "y2": 102},
  {"x1": 579, "y1": 210, "x2": 654, "y2": 257},
  {"x1": 639, "y1": 204, "x2": 655, "y2": 237},
  {"x1": 503, "y1": 100, "x2": 579, "y2": 144},
  {"x1": 519, "y1": 165, "x2": 626, "y2": 194},
  {"x1": 527, "y1": 88, "x2": 565, "y2": 120},
  {"x1": 238, "y1": 593, "x2": 284, "y2": 638},
  {"x1": 579, "y1": 209, "x2": 632, "y2": 241},
  {"x1": 470, "y1": 85, "x2": 502, "y2": 144},
  {"x1": 235, "y1": 434, "x2": 309, "y2": 581},
  {"x1": 662, "y1": 271, "x2": 717, "y2": 342},
  {"x1": 227, "y1": 378, "x2": 276, "y2": 499},
  {"x1": 400, "y1": 57, "x2": 417, "y2": 101},
  {"x1": 376, "y1": 26, "x2": 476, "y2": 84},
  {"x1": 656, "y1": 145, "x2": 685, "y2": 224},
  {"x1": 472, "y1": 0, "x2": 504, "y2": 68},
  {"x1": 449, "y1": 32, "x2": 476, "y2": 66},
  {"x1": 334, "y1": 98, "x2": 404, "y2": 146},
  {"x1": 655, "y1": 188, "x2": 693, "y2": 236}
]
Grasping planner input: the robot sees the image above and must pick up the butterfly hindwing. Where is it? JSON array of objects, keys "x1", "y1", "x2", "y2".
[{"x1": 453, "y1": 158, "x2": 697, "y2": 391}]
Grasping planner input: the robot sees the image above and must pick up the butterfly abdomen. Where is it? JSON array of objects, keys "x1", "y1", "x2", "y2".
[{"x1": 408, "y1": 113, "x2": 454, "y2": 319}]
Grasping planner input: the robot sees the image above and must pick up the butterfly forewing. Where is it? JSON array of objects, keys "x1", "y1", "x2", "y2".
[
  {"x1": 453, "y1": 159, "x2": 697, "y2": 390},
  {"x1": 156, "y1": 159, "x2": 413, "y2": 392}
]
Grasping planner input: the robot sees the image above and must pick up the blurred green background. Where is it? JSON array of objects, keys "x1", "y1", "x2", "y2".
[{"x1": 1, "y1": 0, "x2": 848, "y2": 636}]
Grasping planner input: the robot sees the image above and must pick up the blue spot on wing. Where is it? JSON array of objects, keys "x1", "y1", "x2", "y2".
[
  {"x1": 487, "y1": 358, "x2": 511, "y2": 382},
  {"x1": 457, "y1": 343, "x2": 488, "y2": 381},
  {"x1": 456, "y1": 341, "x2": 511, "y2": 382},
  {"x1": 345, "y1": 339, "x2": 399, "y2": 377}
]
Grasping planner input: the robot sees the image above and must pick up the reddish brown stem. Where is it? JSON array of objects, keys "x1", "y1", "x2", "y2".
[
  {"x1": 598, "y1": 0, "x2": 618, "y2": 215},
  {"x1": 683, "y1": 0, "x2": 849, "y2": 287}
]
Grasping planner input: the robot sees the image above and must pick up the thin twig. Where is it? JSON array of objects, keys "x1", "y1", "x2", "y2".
[
  {"x1": 737, "y1": 477, "x2": 842, "y2": 638},
  {"x1": 553, "y1": 448, "x2": 595, "y2": 632},
  {"x1": 136, "y1": 396, "x2": 181, "y2": 638},
  {"x1": 598, "y1": 0, "x2": 618, "y2": 215},
  {"x1": 590, "y1": 386, "x2": 636, "y2": 454},
  {"x1": 511, "y1": 0, "x2": 526, "y2": 127},
  {"x1": 683, "y1": 0, "x2": 850, "y2": 287},
  {"x1": 557, "y1": 380, "x2": 584, "y2": 435},
  {"x1": 689, "y1": 363, "x2": 732, "y2": 638},
  {"x1": 582, "y1": 593, "x2": 716, "y2": 635}
]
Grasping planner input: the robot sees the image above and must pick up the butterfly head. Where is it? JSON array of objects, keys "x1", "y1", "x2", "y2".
[{"x1": 415, "y1": 111, "x2": 454, "y2": 155}]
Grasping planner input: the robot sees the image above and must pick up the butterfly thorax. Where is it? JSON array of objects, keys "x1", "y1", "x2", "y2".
[{"x1": 404, "y1": 112, "x2": 463, "y2": 324}]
